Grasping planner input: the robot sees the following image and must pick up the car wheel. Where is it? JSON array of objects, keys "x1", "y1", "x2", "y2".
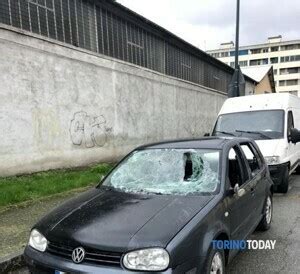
[
  {"x1": 257, "y1": 195, "x2": 273, "y2": 231},
  {"x1": 203, "y1": 248, "x2": 225, "y2": 274},
  {"x1": 277, "y1": 166, "x2": 289, "y2": 193}
]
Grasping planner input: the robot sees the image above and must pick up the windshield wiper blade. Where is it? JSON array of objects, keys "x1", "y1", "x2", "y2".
[
  {"x1": 235, "y1": 130, "x2": 272, "y2": 139},
  {"x1": 215, "y1": 130, "x2": 236, "y2": 137}
]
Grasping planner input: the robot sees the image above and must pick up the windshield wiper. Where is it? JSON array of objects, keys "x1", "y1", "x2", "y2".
[
  {"x1": 214, "y1": 130, "x2": 236, "y2": 137},
  {"x1": 235, "y1": 130, "x2": 272, "y2": 139}
]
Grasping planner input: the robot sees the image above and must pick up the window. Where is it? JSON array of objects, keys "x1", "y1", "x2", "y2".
[
  {"x1": 281, "y1": 55, "x2": 300, "y2": 63},
  {"x1": 287, "y1": 111, "x2": 294, "y2": 139},
  {"x1": 230, "y1": 50, "x2": 248, "y2": 56},
  {"x1": 250, "y1": 58, "x2": 268, "y2": 66},
  {"x1": 262, "y1": 48, "x2": 269, "y2": 53},
  {"x1": 240, "y1": 144, "x2": 261, "y2": 175},
  {"x1": 279, "y1": 79, "x2": 298, "y2": 86},
  {"x1": 251, "y1": 48, "x2": 262, "y2": 54},
  {"x1": 281, "y1": 44, "x2": 300, "y2": 51},
  {"x1": 213, "y1": 110, "x2": 285, "y2": 140},
  {"x1": 287, "y1": 67, "x2": 299, "y2": 74},
  {"x1": 280, "y1": 67, "x2": 300, "y2": 74},
  {"x1": 239, "y1": 60, "x2": 248, "y2": 67},
  {"x1": 228, "y1": 147, "x2": 249, "y2": 188},
  {"x1": 239, "y1": 50, "x2": 249, "y2": 55},
  {"x1": 212, "y1": 53, "x2": 220, "y2": 58},
  {"x1": 271, "y1": 46, "x2": 279, "y2": 52},
  {"x1": 221, "y1": 52, "x2": 229, "y2": 57},
  {"x1": 287, "y1": 79, "x2": 298, "y2": 86},
  {"x1": 273, "y1": 69, "x2": 277, "y2": 75},
  {"x1": 270, "y1": 57, "x2": 278, "y2": 64},
  {"x1": 103, "y1": 149, "x2": 221, "y2": 195}
]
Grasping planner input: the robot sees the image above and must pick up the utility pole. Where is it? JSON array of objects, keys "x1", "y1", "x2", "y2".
[{"x1": 228, "y1": 0, "x2": 245, "y2": 97}]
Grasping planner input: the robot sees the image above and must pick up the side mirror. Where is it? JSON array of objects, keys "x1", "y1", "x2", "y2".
[
  {"x1": 233, "y1": 183, "x2": 246, "y2": 197},
  {"x1": 204, "y1": 133, "x2": 210, "y2": 137},
  {"x1": 290, "y1": 128, "x2": 300, "y2": 144}
]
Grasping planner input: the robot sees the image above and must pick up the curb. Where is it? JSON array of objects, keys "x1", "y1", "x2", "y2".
[{"x1": 0, "y1": 250, "x2": 25, "y2": 273}]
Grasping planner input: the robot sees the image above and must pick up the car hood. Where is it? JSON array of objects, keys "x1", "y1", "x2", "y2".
[{"x1": 35, "y1": 187, "x2": 213, "y2": 252}]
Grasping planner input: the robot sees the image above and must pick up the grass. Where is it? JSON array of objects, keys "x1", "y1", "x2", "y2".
[{"x1": 0, "y1": 163, "x2": 113, "y2": 209}]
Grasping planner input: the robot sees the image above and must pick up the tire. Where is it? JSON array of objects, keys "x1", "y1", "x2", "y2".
[
  {"x1": 277, "y1": 166, "x2": 289, "y2": 193},
  {"x1": 203, "y1": 248, "x2": 225, "y2": 274},
  {"x1": 257, "y1": 195, "x2": 273, "y2": 231}
]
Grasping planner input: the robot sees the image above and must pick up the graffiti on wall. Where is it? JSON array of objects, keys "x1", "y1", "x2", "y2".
[{"x1": 70, "y1": 111, "x2": 112, "y2": 148}]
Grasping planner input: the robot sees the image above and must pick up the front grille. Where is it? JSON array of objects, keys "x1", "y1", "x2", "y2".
[{"x1": 47, "y1": 242, "x2": 122, "y2": 267}]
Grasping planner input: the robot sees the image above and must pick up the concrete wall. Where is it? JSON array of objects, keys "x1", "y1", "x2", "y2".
[{"x1": 0, "y1": 25, "x2": 226, "y2": 177}]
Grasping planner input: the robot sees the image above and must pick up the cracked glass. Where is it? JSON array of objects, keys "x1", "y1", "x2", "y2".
[{"x1": 102, "y1": 149, "x2": 221, "y2": 195}]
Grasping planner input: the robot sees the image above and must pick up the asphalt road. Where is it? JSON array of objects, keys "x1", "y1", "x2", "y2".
[
  {"x1": 228, "y1": 174, "x2": 300, "y2": 273},
  {"x1": 12, "y1": 175, "x2": 300, "y2": 274}
]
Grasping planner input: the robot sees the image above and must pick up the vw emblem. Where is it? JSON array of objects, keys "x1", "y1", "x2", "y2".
[{"x1": 72, "y1": 247, "x2": 85, "y2": 264}]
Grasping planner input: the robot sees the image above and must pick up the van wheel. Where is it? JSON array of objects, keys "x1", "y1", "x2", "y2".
[
  {"x1": 277, "y1": 166, "x2": 289, "y2": 193},
  {"x1": 203, "y1": 248, "x2": 225, "y2": 274},
  {"x1": 257, "y1": 195, "x2": 272, "y2": 231}
]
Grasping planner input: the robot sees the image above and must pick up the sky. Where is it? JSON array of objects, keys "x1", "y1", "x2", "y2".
[{"x1": 116, "y1": 0, "x2": 300, "y2": 51}]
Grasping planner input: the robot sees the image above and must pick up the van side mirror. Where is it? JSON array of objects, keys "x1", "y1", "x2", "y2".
[
  {"x1": 290, "y1": 128, "x2": 300, "y2": 144},
  {"x1": 204, "y1": 133, "x2": 210, "y2": 137}
]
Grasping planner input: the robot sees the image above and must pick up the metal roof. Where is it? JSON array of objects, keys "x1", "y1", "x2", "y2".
[{"x1": 103, "y1": 0, "x2": 257, "y2": 84}]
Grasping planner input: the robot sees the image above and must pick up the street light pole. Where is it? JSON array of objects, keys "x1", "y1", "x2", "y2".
[
  {"x1": 228, "y1": 0, "x2": 245, "y2": 97},
  {"x1": 235, "y1": 0, "x2": 240, "y2": 70}
]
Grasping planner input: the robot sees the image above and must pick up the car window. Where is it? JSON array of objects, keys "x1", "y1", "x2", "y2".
[
  {"x1": 102, "y1": 149, "x2": 221, "y2": 195},
  {"x1": 240, "y1": 143, "x2": 261, "y2": 176},
  {"x1": 228, "y1": 146, "x2": 249, "y2": 188}
]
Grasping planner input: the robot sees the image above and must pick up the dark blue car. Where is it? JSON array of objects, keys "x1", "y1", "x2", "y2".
[{"x1": 25, "y1": 137, "x2": 273, "y2": 273}]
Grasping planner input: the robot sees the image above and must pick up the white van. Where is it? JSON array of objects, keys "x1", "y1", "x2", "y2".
[{"x1": 211, "y1": 93, "x2": 300, "y2": 193}]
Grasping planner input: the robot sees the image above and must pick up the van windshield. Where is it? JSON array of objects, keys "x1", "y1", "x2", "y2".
[{"x1": 213, "y1": 110, "x2": 284, "y2": 140}]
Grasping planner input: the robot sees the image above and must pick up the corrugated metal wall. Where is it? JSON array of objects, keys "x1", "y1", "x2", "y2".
[{"x1": 0, "y1": 0, "x2": 233, "y2": 93}]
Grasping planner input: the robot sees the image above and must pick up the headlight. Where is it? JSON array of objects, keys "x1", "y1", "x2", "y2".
[
  {"x1": 264, "y1": 156, "x2": 280, "y2": 165},
  {"x1": 29, "y1": 229, "x2": 48, "y2": 252},
  {"x1": 123, "y1": 248, "x2": 170, "y2": 271}
]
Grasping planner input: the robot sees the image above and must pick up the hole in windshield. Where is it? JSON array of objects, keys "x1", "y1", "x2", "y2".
[{"x1": 102, "y1": 149, "x2": 220, "y2": 196}]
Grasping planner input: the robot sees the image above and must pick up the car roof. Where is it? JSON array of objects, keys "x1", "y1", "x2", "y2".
[{"x1": 137, "y1": 137, "x2": 253, "y2": 150}]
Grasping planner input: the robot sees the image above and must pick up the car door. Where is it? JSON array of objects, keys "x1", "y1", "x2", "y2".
[
  {"x1": 226, "y1": 145, "x2": 255, "y2": 241},
  {"x1": 239, "y1": 142, "x2": 266, "y2": 223}
]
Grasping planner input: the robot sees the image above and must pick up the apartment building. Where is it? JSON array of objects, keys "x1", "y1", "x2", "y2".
[{"x1": 207, "y1": 36, "x2": 300, "y2": 96}]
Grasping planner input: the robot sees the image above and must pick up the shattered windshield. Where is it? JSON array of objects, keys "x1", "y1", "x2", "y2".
[{"x1": 102, "y1": 149, "x2": 221, "y2": 195}]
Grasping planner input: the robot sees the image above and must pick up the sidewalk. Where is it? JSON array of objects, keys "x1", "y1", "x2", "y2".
[{"x1": 0, "y1": 188, "x2": 89, "y2": 259}]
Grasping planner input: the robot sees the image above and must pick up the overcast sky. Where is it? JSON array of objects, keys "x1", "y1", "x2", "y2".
[{"x1": 117, "y1": 0, "x2": 300, "y2": 51}]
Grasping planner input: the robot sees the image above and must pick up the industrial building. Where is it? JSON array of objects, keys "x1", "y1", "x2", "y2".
[
  {"x1": 207, "y1": 36, "x2": 300, "y2": 96},
  {"x1": 0, "y1": 0, "x2": 256, "y2": 94}
]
